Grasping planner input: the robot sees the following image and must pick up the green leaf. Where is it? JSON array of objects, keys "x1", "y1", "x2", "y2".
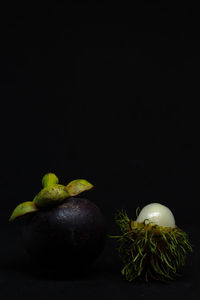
[
  {"x1": 9, "y1": 201, "x2": 38, "y2": 222},
  {"x1": 42, "y1": 173, "x2": 59, "y2": 188},
  {"x1": 66, "y1": 179, "x2": 94, "y2": 196},
  {"x1": 33, "y1": 184, "x2": 70, "y2": 208}
]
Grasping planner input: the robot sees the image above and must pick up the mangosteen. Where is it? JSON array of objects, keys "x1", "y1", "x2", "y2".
[{"x1": 9, "y1": 173, "x2": 107, "y2": 273}]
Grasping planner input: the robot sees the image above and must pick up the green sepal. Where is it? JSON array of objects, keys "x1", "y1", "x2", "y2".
[
  {"x1": 66, "y1": 179, "x2": 94, "y2": 196},
  {"x1": 42, "y1": 173, "x2": 59, "y2": 188},
  {"x1": 33, "y1": 184, "x2": 70, "y2": 208},
  {"x1": 9, "y1": 201, "x2": 38, "y2": 222}
]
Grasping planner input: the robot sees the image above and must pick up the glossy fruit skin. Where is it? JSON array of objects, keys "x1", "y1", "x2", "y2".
[{"x1": 21, "y1": 197, "x2": 106, "y2": 272}]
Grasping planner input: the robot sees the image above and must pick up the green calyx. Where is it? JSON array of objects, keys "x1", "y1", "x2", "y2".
[
  {"x1": 9, "y1": 173, "x2": 94, "y2": 222},
  {"x1": 66, "y1": 179, "x2": 94, "y2": 196},
  {"x1": 111, "y1": 210, "x2": 192, "y2": 282},
  {"x1": 9, "y1": 202, "x2": 38, "y2": 222},
  {"x1": 33, "y1": 184, "x2": 70, "y2": 208},
  {"x1": 42, "y1": 173, "x2": 59, "y2": 188}
]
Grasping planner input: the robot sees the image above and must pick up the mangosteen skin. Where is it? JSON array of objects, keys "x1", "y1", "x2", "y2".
[{"x1": 21, "y1": 197, "x2": 107, "y2": 272}]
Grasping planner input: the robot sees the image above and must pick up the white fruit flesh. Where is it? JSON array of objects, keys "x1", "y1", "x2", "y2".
[{"x1": 136, "y1": 203, "x2": 175, "y2": 228}]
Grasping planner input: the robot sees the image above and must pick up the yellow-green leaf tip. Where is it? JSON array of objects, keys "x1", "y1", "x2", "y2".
[
  {"x1": 42, "y1": 173, "x2": 59, "y2": 188},
  {"x1": 9, "y1": 201, "x2": 38, "y2": 222},
  {"x1": 33, "y1": 184, "x2": 70, "y2": 208},
  {"x1": 66, "y1": 179, "x2": 94, "y2": 196}
]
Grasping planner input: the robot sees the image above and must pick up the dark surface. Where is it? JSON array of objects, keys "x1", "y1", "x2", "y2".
[
  {"x1": 1, "y1": 161, "x2": 199, "y2": 300},
  {"x1": 1, "y1": 2, "x2": 200, "y2": 300},
  {"x1": 21, "y1": 197, "x2": 106, "y2": 269}
]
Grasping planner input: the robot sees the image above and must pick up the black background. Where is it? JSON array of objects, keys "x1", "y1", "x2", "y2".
[{"x1": 1, "y1": 2, "x2": 200, "y2": 299}]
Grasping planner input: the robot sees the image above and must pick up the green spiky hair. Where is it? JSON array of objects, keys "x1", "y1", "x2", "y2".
[{"x1": 111, "y1": 209, "x2": 192, "y2": 282}]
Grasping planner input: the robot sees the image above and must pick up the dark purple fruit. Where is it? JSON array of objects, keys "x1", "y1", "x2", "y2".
[{"x1": 21, "y1": 197, "x2": 107, "y2": 271}]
